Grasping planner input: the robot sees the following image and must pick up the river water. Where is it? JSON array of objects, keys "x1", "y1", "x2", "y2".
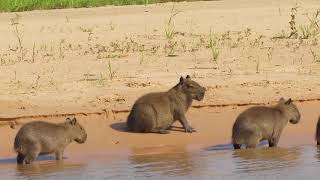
[{"x1": 0, "y1": 143, "x2": 319, "y2": 179}]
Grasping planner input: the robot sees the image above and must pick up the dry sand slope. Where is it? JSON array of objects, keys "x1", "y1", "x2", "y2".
[{"x1": 0, "y1": 0, "x2": 319, "y2": 118}]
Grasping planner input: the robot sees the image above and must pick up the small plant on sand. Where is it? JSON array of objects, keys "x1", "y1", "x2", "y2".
[
  {"x1": 109, "y1": 21, "x2": 116, "y2": 31},
  {"x1": 139, "y1": 45, "x2": 146, "y2": 64},
  {"x1": 31, "y1": 74, "x2": 41, "y2": 90},
  {"x1": 10, "y1": 13, "x2": 26, "y2": 62},
  {"x1": 267, "y1": 47, "x2": 273, "y2": 61},
  {"x1": 208, "y1": 30, "x2": 219, "y2": 62},
  {"x1": 310, "y1": 48, "x2": 320, "y2": 62},
  {"x1": 256, "y1": 58, "x2": 260, "y2": 73},
  {"x1": 165, "y1": 4, "x2": 180, "y2": 40},
  {"x1": 299, "y1": 9, "x2": 320, "y2": 39},
  {"x1": 31, "y1": 42, "x2": 36, "y2": 63},
  {"x1": 288, "y1": 5, "x2": 299, "y2": 39},
  {"x1": 79, "y1": 26, "x2": 94, "y2": 33},
  {"x1": 59, "y1": 39, "x2": 65, "y2": 60},
  {"x1": 273, "y1": 5, "x2": 299, "y2": 39},
  {"x1": 107, "y1": 60, "x2": 116, "y2": 80},
  {"x1": 165, "y1": 40, "x2": 178, "y2": 57}
]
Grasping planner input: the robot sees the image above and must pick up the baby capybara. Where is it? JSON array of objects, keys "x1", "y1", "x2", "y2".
[
  {"x1": 232, "y1": 98, "x2": 300, "y2": 149},
  {"x1": 14, "y1": 117, "x2": 87, "y2": 164},
  {"x1": 127, "y1": 75, "x2": 206, "y2": 134}
]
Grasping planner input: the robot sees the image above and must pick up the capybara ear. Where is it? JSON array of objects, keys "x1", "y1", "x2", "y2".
[
  {"x1": 186, "y1": 75, "x2": 190, "y2": 79},
  {"x1": 285, "y1": 98, "x2": 292, "y2": 105},
  {"x1": 179, "y1": 76, "x2": 184, "y2": 84},
  {"x1": 70, "y1": 118, "x2": 77, "y2": 125},
  {"x1": 66, "y1": 117, "x2": 77, "y2": 125}
]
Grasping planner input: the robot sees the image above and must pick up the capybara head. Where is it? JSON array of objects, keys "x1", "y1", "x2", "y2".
[
  {"x1": 65, "y1": 117, "x2": 87, "y2": 144},
  {"x1": 278, "y1": 98, "x2": 301, "y2": 124},
  {"x1": 179, "y1": 75, "x2": 206, "y2": 101}
]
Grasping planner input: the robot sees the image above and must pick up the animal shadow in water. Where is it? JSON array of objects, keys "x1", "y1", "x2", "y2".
[
  {"x1": 110, "y1": 122, "x2": 185, "y2": 133},
  {"x1": 0, "y1": 155, "x2": 67, "y2": 164},
  {"x1": 206, "y1": 140, "x2": 269, "y2": 151}
]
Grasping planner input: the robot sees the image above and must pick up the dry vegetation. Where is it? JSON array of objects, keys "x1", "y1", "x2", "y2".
[{"x1": 1, "y1": 2, "x2": 320, "y2": 115}]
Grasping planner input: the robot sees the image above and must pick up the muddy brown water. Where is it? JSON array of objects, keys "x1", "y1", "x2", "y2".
[{"x1": 0, "y1": 101, "x2": 319, "y2": 179}]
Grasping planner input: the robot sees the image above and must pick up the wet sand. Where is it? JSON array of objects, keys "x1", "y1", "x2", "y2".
[
  {"x1": 0, "y1": 100, "x2": 318, "y2": 158},
  {"x1": 0, "y1": 101, "x2": 319, "y2": 179}
]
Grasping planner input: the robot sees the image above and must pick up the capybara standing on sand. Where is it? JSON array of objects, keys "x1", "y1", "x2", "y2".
[
  {"x1": 14, "y1": 117, "x2": 87, "y2": 164},
  {"x1": 316, "y1": 117, "x2": 320, "y2": 145},
  {"x1": 232, "y1": 98, "x2": 300, "y2": 149},
  {"x1": 127, "y1": 75, "x2": 205, "y2": 134}
]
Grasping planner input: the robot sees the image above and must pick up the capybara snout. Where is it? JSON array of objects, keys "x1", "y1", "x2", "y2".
[
  {"x1": 66, "y1": 117, "x2": 87, "y2": 143},
  {"x1": 280, "y1": 98, "x2": 301, "y2": 124},
  {"x1": 182, "y1": 75, "x2": 206, "y2": 101}
]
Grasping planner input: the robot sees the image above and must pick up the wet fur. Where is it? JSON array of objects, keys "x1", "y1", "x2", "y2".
[
  {"x1": 316, "y1": 117, "x2": 320, "y2": 145},
  {"x1": 14, "y1": 117, "x2": 87, "y2": 164},
  {"x1": 127, "y1": 75, "x2": 205, "y2": 134},
  {"x1": 232, "y1": 98, "x2": 300, "y2": 149}
]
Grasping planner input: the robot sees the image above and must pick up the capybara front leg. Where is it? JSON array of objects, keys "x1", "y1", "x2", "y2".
[
  {"x1": 177, "y1": 111, "x2": 196, "y2": 133},
  {"x1": 24, "y1": 152, "x2": 38, "y2": 164},
  {"x1": 233, "y1": 144, "x2": 241, "y2": 149},
  {"x1": 55, "y1": 149, "x2": 64, "y2": 160},
  {"x1": 24, "y1": 146, "x2": 40, "y2": 164},
  {"x1": 268, "y1": 139, "x2": 278, "y2": 147}
]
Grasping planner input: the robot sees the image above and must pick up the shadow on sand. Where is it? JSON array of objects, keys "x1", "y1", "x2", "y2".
[{"x1": 110, "y1": 122, "x2": 186, "y2": 133}]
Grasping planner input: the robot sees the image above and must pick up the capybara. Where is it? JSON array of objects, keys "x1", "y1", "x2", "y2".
[
  {"x1": 127, "y1": 75, "x2": 206, "y2": 134},
  {"x1": 232, "y1": 98, "x2": 300, "y2": 149},
  {"x1": 316, "y1": 116, "x2": 320, "y2": 145},
  {"x1": 14, "y1": 117, "x2": 87, "y2": 164}
]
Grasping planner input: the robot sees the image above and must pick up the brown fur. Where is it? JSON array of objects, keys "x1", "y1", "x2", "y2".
[
  {"x1": 127, "y1": 75, "x2": 205, "y2": 134},
  {"x1": 316, "y1": 116, "x2": 320, "y2": 145},
  {"x1": 14, "y1": 117, "x2": 87, "y2": 164},
  {"x1": 232, "y1": 98, "x2": 300, "y2": 149}
]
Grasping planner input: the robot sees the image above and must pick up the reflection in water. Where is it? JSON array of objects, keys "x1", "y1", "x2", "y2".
[
  {"x1": 129, "y1": 146, "x2": 201, "y2": 177},
  {"x1": 232, "y1": 147, "x2": 301, "y2": 173},
  {"x1": 1, "y1": 145, "x2": 320, "y2": 179},
  {"x1": 15, "y1": 161, "x2": 85, "y2": 177},
  {"x1": 315, "y1": 145, "x2": 320, "y2": 161}
]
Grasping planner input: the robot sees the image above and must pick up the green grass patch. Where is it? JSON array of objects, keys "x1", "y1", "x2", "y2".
[{"x1": 0, "y1": 0, "x2": 161, "y2": 12}]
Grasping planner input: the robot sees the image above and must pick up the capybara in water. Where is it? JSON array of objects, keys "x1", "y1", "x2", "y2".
[
  {"x1": 232, "y1": 98, "x2": 300, "y2": 149},
  {"x1": 14, "y1": 117, "x2": 87, "y2": 164},
  {"x1": 316, "y1": 116, "x2": 320, "y2": 145},
  {"x1": 127, "y1": 75, "x2": 205, "y2": 134}
]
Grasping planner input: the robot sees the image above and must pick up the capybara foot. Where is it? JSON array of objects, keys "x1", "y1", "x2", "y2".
[
  {"x1": 150, "y1": 128, "x2": 170, "y2": 134},
  {"x1": 233, "y1": 144, "x2": 241, "y2": 149},
  {"x1": 185, "y1": 126, "x2": 196, "y2": 133},
  {"x1": 17, "y1": 153, "x2": 25, "y2": 164},
  {"x1": 268, "y1": 139, "x2": 278, "y2": 147},
  {"x1": 23, "y1": 155, "x2": 36, "y2": 164}
]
